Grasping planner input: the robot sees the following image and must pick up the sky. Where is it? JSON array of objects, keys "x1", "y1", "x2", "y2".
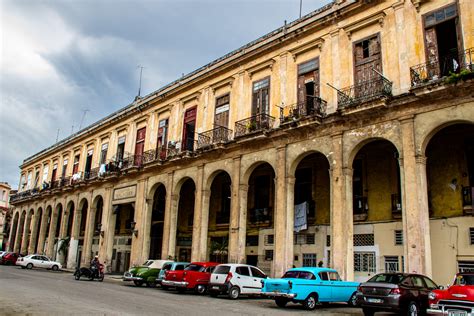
[{"x1": 0, "y1": 0, "x2": 331, "y2": 189}]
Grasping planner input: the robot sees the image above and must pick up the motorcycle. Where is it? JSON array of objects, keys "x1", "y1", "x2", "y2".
[{"x1": 74, "y1": 263, "x2": 105, "y2": 282}]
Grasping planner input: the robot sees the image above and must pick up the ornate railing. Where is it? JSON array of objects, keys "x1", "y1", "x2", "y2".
[
  {"x1": 197, "y1": 126, "x2": 233, "y2": 148},
  {"x1": 10, "y1": 190, "x2": 34, "y2": 203},
  {"x1": 410, "y1": 47, "x2": 474, "y2": 87},
  {"x1": 234, "y1": 113, "x2": 275, "y2": 137},
  {"x1": 280, "y1": 96, "x2": 327, "y2": 124},
  {"x1": 85, "y1": 167, "x2": 99, "y2": 180},
  {"x1": 337, "y1": 76, "x2": 392, "y2": 109}
]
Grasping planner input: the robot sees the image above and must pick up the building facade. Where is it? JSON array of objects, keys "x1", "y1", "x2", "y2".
[
  {"x1": 8, "y1": 0, "x2": 474, "y2": 284},
  {"x1": 0, "y1": 182, "x2": 12, "y2": 250}
]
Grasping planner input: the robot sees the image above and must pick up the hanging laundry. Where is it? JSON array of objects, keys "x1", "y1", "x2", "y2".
[{"x1": 294, "y1": 201, "x2": 308, "y2": 232}]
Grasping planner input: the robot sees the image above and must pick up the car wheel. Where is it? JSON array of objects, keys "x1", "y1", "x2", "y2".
[
  {"x1": 26, "y1": 263, "x2": 33, "y2": 270},
  {"x1": 362, "y1": 307, "x2": 375, "y2": 316},
  {"x1": 195, "y1": 284, "x2": 207, "y2": 295},
  {"x1": 75, "y1": 273, "x2": 81, "y2": 280},
  {"x1": 348, "y1": 292, "x2": 358, "y2": 307},
  {"x1": 146, "y1": 282, "x2": 156, "y2": 288},
  {"x1": 275, "y1": 298, "x2": 288, "y2": 308},
  {"x1": 407, "y1": 301, "x2": 418, "y2": 316},
  {"x1": 133, "y1": 280, "x2": 143, "y2": 287},
  {"x1": 228, "y1": 286, "x2": 240, "y2": 299},
  {"x1": 51, "y1": 265, "x2": 59, "y2": 271},
  {"x1": 303, "y1": 293, "x2": 318, "y2": 310}
]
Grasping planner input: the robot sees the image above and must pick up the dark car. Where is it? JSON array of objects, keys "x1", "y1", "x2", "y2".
[
  {"x1": 356, "y1": 273, "x2": 439, "y2": 316},
  {"x1": 0, "y1": 252, "x2": 20, "y2": 265}
]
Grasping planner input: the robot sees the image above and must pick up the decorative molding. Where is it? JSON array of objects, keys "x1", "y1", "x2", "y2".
[
  {"x1": 289, "y1": 38, "x2": 325, "y2": 61},
  {"x1": 99, "y1": 132, "x2": 111, "y2": 140},
  {"x1": 134, "y1": 114, "x2": 149, "y2": 125},
  {"x1": 210, "y1": 77, "x2": 235, "y2": 93},
  {"x1": 156, "y1": 104, "x2": 172, "y2": 116},
  {"x1": 116, "y1": 124, "x2": 129, "y2": 133},
  {"x1": 246, "y1": 58, "x2": 276, "y2": 78},
  {"x1": 181, "y1": 91, "x2": 201, "y2": 104},
  {"x1": 411, "y1": 0, "x2": 428, "y2": 12},
  {"x1": 343, "y1": 12, "x2": 386, "y2": 39},
  {"x1": 113, "y1": 185, "x2": 137, "y2": 201}
]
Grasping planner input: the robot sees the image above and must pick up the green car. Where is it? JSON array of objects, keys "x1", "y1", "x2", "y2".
[{"x1": 123, "y1": 260, "x2": 171, "y2": 287}]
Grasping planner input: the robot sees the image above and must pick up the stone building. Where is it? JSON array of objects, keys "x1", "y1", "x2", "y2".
[
  {"x1": 0, "y1": 182, "x2": 12, "y2": 250},
  {"x1": 8, "y1": 0, "x2": 474, "y2": 284}
]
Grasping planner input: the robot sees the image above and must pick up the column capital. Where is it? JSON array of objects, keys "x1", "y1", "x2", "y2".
[
  {"x1": 286, "y1": 175, "x2": 296, "y2": 184},
  {"x1": 415, "y1": 155, "x2": 427, "y2": 165},
  {"x1": 233, "y1": 155, "x2": 242, "y2": 162},
  {"x1": 399, "y1": 115, "x2": 415, "y2": 124},
  {"x1": 331, "y1": 132, "x2": 343, "y2": 139},
  {"x1": 342, "y1": 167, "x2": 353, "y2": 176},
  {"x1": 276, "y1": 145, "x2": 287, "y2": 152},
  {"x1": 239, "y1": 184, "x2": 249, "y2": 192}
]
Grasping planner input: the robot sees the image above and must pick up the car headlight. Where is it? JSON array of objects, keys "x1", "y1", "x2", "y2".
[{"x1": 428, "y1": 292, "x2": 437, "y2": 300}]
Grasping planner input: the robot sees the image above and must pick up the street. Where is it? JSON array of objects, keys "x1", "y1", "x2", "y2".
[{"x1": 0, "y1": 265, "x2": 364, "y2": 315}]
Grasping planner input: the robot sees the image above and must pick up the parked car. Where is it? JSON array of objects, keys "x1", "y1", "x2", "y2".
[
  {"x1": 157, "y1": 261, "x2": 189, "y2": 286},
  {"x1": 0, "y1": 251, "x2": 5, "y2": 258},
  {"x1": 208, "y1": 264, "x2": 267, "y2": 299},
  {"x1": 427, "y1": 272, "x2": 474, "y2": 315},
  {"x1": 161, "y1": 261, "x2": 219, "y2": 294},
  {"x1": 356, "y1": 272, "x2": 439, "y2": 316},
  {"x1": 0, "y1": 252, "x2": 20, "y2": 265},
  {"x1": 261, "y1": 267, "x2": 359, "y2": 310},
  {"x1": 16, "y1": 254, "x2": 62, "y2": 271},
  {"x1": 123, "y1": 260, "x2": 171, "y2": 287}
]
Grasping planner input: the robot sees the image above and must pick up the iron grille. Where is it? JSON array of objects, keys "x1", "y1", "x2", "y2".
[
  {"x1": 395, "y1": 230, "x2": 403, "y2": 245},
  {"x1": 353, "y1": 234, "x2": 374, "y2": 246},
  {"x1": 265, "y1": 234, "x2": 274, "y2": 245},
  {"x1": 384, "y1": 256, "x2": 400, "y2": 273},
  {"x1": 470, "y1": 227, "x2": 474, "y2": 245},
  {"x1": 354, "y1": 252, "x2": 376, "y2": 273},
  {"x1": 303, "y1": 253, "x2": 317, "y2": 267},
  {"x1": 265, "y1": 249, "x2": 273, "y2": 261}
]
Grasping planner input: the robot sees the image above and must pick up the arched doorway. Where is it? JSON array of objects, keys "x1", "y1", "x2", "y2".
[
  {"x1": 149, "y1": 185, "x2": 166, "y2": 259},
  {"x1": 78, "y1": 199, "x2": 88, "y2": 266},
  {"x1": 16, "y1": 211, "x2": 26, "y2": 254},
  {"x1": 207, "y1": 171, "x2": 231, "y2": 263},
  {"x1": 91, "y1": 196, "x2": 103, "y2": 258},
  {"x1": 351, "y1": 139, "x2": 402, "y2": 281},
  {"x1": 23, "y1": 209, "x2": 34, "y2": 254},
  {"x1": 176, "y1": 178, "x2": 195, "y2": 262},
  {"x1": 43, "y1": 206, "x2": 52, "y2": 255},
  {"x1": 9, "y1": 212, "x2": 19, "y2": 252},
  {"x1": 33, "y1": 208, "x2": 43, "y2": 253},
  {"x1": 293, "y1": 152, "x2": 330, "y2": 268},
  {"x1": 246, "y1": 163, "x2": 275, "y2": 275}
]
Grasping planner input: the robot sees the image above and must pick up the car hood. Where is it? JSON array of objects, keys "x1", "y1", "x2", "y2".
[{"x1": 127, "y1": 266, "x2": 156, "y2": 276}]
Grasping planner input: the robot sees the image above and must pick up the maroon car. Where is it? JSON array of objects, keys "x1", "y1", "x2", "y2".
[
  {"x1": 0, "y1": 252, "x2": 20, "y2": 265},
  {"x1": 161, "y1": 262, "x2": 219, "y2": 294}
]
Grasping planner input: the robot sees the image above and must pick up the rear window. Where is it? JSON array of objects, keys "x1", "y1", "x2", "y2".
[
  {"x1": 456, "y1": 274, "x2": 474, "y2": 286},
  {"x1": 213, "y1": 265, "x2": 231, "y2": 275},
  {"x1": 185, "y1": 264, "x2": 205, "y2": 272},
  {"x1": 162, "y1": 264, "x2": 172, "y2": 271},
  {"x1": 298, "y1": 272, "x2": 316, "y2": 280},
  {"x1": 368, "y1": 274, "x2": 405, "y2": 284},
  {"x1": 282, "y1": 271, "x2": 299, "y2": 279}
]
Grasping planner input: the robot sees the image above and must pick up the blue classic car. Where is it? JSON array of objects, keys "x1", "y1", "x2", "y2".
[
  {"x1": 156, "y1": 261, "x2": 189, "y2": 286},
  {"x1": 261, "y1": 267, "x2": 360, "y2": 310}
]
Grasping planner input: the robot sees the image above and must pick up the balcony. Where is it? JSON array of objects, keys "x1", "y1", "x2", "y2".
[
  {"x1": 336, "y1": 75, "x2": 392, "y2": 110},
  {"x1": 410, "y1": 47, "x2": 474, "y2": 87},
  {"x1": 234, "y1": 113, "x2": 275, "y2": 138},
  {"x1": 280, "y1": 96, "x2": 327, "y2": 124},
  {"x1": 248, "y1": 207, "x2": 273, "y2": 226},
  {"x1": 197, "y1": 126, "x2": 233, "y2": 149}
]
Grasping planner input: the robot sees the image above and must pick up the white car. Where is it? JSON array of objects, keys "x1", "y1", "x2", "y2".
[
  {"x1": 208, "y1": 263, "x2": 267, "y2": 299},
  {"x1": 0, "y1": 251, "x2": 5, "y2": 258},
  {"x1": 16, "y1": 254, "x2": 62, "y2": 271}
]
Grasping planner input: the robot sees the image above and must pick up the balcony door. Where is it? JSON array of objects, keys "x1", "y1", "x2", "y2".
[
  {"x1": 297, "y1": 58, "x2": 320, "y2": 115},
  {"x1": 251, "y1": 77, "x2": 270, "y2": 116},
  {"x1": 353, "y1": 34, "x2": 382, "y2": 85},
  {"x1": 134, "y1": 127, "x2": 146, "y2": 166},
  {"x1": 182, "y1": 107, "x2": 196, "y2": 152}
]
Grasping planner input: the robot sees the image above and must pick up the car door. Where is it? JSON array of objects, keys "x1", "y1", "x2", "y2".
[
  {"x1": 317, "y1": 271, "x2": 332, "y2": 301},
  {"x1": 30, "y1": 256, "x2": 41, "y2": 267},
  {"x1": 328, "y1": 271, "x2": 347, "y2": 302},
  {"x1": 40, "y1": 256, "x2": 51, "y2": 268},
  {"x1": 412, "y1": 275, "x2": 426, "y2": 305},
  {"x1": 249, "y1": 266, "x2": 267, "y2": 294},
  {"x1": 235, "y1": 266, "x2": 253, "y2": 294}
]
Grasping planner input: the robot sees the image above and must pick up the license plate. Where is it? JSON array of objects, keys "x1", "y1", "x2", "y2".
[
  {"x1": 448, "y1": 311, "x2": 467, "y2": 316},
  {"x1": 367, "y1": 298, "x2": 383, "y2": 303},
  {"x1": 212, "y1": 286, "x2": 219, "y2": 290}
]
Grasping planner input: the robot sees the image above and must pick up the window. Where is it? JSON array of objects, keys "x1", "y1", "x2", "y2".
[
  {"x1": 412, "y1": 276, "x2": 425, "y2": 288},
  {"x1": 318, "y1": 272, "x2": 329, "y2": 281},
  {"x1": 458, "y1": 261, "x2": 474, "y2": 272},
  {"x1": 368, "y1": 273, "x2": 405, "y2": 284},
  {"x1": 354, "y1": 234, "x2": 374, "y2": 246},
  {"x1": 423, "y1": 276, "x2": 438, "y2": 290},
  {"x1": 354, "y1": 252, "x2": 376, "y2": 273},
  {"x1": 246, "y1": 235, "x2": 258, "y2": 246},
  {"x1": 252, "y1": 77, "x2": 270, "y2": 115},
  {"x1": 297, "y1": 58, "x2": 320, "y2": 116},
  {"x1": 265, "y1": 250, "x2": 273, "y2": 261},
  {"x1": 250, "y1": 267, "x2": 266, "y2": 279},
  {"x1": 185, "y1": 264, "x2": 205, "y2": 272},
  {"x1": 33, "y1": 170, "x2": 40, "y2": 188},
  {"x1": 205, "y1": 266, "x2": 216, "y2": 273},
  {"x1": 62, "y1": 158, "x2": 69, "y2": 178},
  {"x1": 265, "y1": 234, "x2": 274, "y2": 245},
  {"x1": 175, "y1": 264, "x2": 186, "y2": 271},
  {"x1": 27, "y1": 171, "x2": 32, "y2": 189},
  {"x1": 214, "y1": 265, "x2": 231, "y2": 275},
  {"x1": 298, "y1": 271, "x2": 316, "y2": 280},
  {"x1": 73, "y1": 155, "x2": 80, "y2": 175},
  {"x1": 182, "y1": 107, "x2": 196, "y2": 152},
  {"x1": 294, "y1": 233, "x2": 315, "y2": 245},
  {"x1": 470, "y1": 227, "x2": 474, "y2": 245},
  {"x1": 328, "y1": 272, "x2": 341, "y2": 281},
  {"x1": 395, "y1": 230, "x2": 403, "y2": 245},
  {"x1": 42, "y1": 164, "x2": 49, "y2": 183},
  {"x1": 236, "y1": 266, "x2": 250, "y2": 276},
  {"x1": 100, "y1": 143, "x2": 108, "y2": 164},
  {"x1": 303, "y1": 253, "x2": 317, "y2": 267},
  {"x1": 384, "y1": 256, "x2": 400, "y2": 273},
  {"x1": 157, "y1": 119, "x2": 169, "y2": 158},
  {"x1": 306, "y1": 234, "x2": 315, "y2": 244},
  {"x1": 117, "y1": 136, "x2": 126, "y2": 161},
  {"x1": 326, "y1": 235, "x2": 331, "y2": 247},
  {"x1": 215, "y1": 94, "x2": 230, "y2": 128},
  {"x1": 353, "y1": 34, "x2": 382, "y2": 84}
]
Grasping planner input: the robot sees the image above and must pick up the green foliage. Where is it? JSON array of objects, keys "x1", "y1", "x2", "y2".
[
  {"x1": 58, "y1": 236, "x2": 70, "y2": 255},
  {"x1": 445, "y1": 69, "x2": 474, "y2": 84}
]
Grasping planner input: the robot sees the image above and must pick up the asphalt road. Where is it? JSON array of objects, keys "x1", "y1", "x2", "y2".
[{"x1": 0, "y1": 265, "x2": 365, "y2": 315}]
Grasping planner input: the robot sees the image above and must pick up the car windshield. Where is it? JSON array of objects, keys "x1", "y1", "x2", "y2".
[
  {"x1": 213, "y1": 265, "x2": 231, "y2": 275},
  {"x1": 142, "y1": 261, "x2": 153, "y2": 266},
  {"x1": 456, "y1": 275, "x2": 474, "y2": 285},
  {"x1": 185, "y1": 264, "x2": 205, "y2": 272},
  {"x1": 368, "y1": 274, "x2": 405, "y2": 284},
  {"x1": 282, "y1": 271, "x2": 300, "y2": 279}
]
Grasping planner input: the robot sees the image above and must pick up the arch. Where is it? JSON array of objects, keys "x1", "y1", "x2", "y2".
[
  {"x1": 54, "y1": 203, "x2": 63, "y2": 238},
  {"x1": 44, "y1": 205, "x2": 53, "y2": 239},
  {"x1": 174, "y1": 177, "x2": 196, "y2": 262},
  {"x1": 242, "y1": 160, "x2": 276, "y2": 186},
  {"x1": 78, "y1": 197, "x2": 89, "y2": 211},
  {"x1": 65, "y1": 201, "x2": 75, "y2": 237},
  {"x1": 93, "y1": 195, "x2": 104, "y2": 235},
  {"x1": 147, "y1": 181, "x2": 167, "y2": 200},
  {"x1": 174, "y1": 176, "x2": 196, "y2": 195},
  {"x1": 9, "y1": 212, "x2": 19, "y2": 252},
  {"x1": 205, "y1": 169, "x2": 232, "y2": 192},
  {"x1": 421, "y1": 120, "x2": 474, "y2": 156},
  {"x1": 289, "y1": 150, "x2": 331, "y2": 177},
  {"x1": 347, "y1": 137, "x2": 401, "y2": 168},
  {"x1": 149, "y1": 184, "x2": 167, "y2": 259}
]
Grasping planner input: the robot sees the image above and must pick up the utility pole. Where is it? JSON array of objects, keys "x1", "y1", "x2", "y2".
[
  {"x1": 56, "y1": 128, "x2": 60, "y2": 143},
  {"x1": 137, "y1": 65, "x2": 144, "y2": 98},
  {"x1": 299, "y1": 0, "x2": 303, "y2": 18}
]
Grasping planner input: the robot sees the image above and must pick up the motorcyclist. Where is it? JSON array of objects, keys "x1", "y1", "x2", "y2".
[{"x1": 90, "y1": 255, "x2": 100, "y2": 278}]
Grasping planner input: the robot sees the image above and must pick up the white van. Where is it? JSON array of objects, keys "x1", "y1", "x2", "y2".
[{"x1": 208, "y1": 263, "x2": 267, "y2": 299}]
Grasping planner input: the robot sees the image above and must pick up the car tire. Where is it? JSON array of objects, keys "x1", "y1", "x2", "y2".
[
  {"x1": 275, "y1": 298, "x2": 288, "y2": 308},
  {"x1": 407, "y1": 301, "x2": 419, "y2": 316},
  {"x1": 75, "y1": 272, "x2": 81, "y2": 280},
  {"x1": 362, "y1": 307, "x2": 375, "y2": 316},
  {"x1": 348, "y1": 292, "x2": 358, "y2": 307},
  {"x1": 228, "y1": 286, "x2": 240, "y2": 299},
  {"x1": 146, "y1": 282, "x2": 156, "y2": 288},
  {"x1": 195, "y1": 284, "x2": 207, "y2": 295},
  {"x1": 303, "y1": 293, "x2": 318, "y2": 310},
  {"x1": 51, "y1": 265, "x2": 59, "y2": 271},
  {"x1": 26, "y1": 263, "x2": 33, "y2": 270},
  {"x1": 133, "y1": 280, "x2": 144, "y2": 287}
]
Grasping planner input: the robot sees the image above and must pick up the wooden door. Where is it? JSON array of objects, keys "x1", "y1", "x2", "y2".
[
  {"x1": 424, "y1": 27, "x2": 439, "y2": 78},
  {"x1": 182, "y1": 108, "x2": 197, "y2": 151},
  {"x1": 354, "y1": 34, "x2": 382, "y2": 98},
  {"x1": 134, "y1": 127, "x2": 146, "y2": 166},
  {"x1": 214, "y1": 95, "x2": 230, "y2": 128},
  {"x1": 252, "y1": 78, "x2": 270, "y2": 116},
  {"x1": 157, "y1": 119, "x2": 168, "y2": 159}
]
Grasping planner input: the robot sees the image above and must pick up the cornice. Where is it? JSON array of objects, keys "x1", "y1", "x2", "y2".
[{"x1": 343, "y1": 11, "x2": 386, "y2": 39}]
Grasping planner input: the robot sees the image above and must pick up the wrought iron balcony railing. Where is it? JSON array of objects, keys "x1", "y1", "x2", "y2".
[
  {"x1": 410, "y1": 47, "x2": 474, "y2": 87},
  {"x1": 85, "y1": 167, "x2": 99, "y2": 180},
  {"x1": 197, "y1": 126, "x2": 233, "y2": 149},
  {"x1": 234, "y1": 113, "x2": 275, "y2": 137},
  {"x1": 279, "y1": 96, "x2": 327, "y2": 124},
  {"x1": 336, "y1": 75, "x2": 392, "y2": 109}
]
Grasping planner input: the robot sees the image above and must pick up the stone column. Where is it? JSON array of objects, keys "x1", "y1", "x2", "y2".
[
  {"x1": 199, "y1": 189, "x2": 211, "y2": 261},
  {"x1": 20, "y1": 213, "x2": 32, "y2": 255},
  {"x1": 56, "y1": 207, "x2": 69, "y2": 265},
  {"x1": 237, "y1": 184, "x2": 248, "y2": 263},
  {"x1": 37, "y1": 206, "x2": 49, "y2": 255},
  {"x1": 400, "y1": 117, "x2": 432, "y2": 276},
  {"x1": 6, "y1": 213, "x2": 17, "y2": 252},
  {"x1": 167, "y1": 194, "x2": 179, "y2": 260},
  {"x1": 228, "y1": 156, "x2": 241, "y2": 263},
  {"x1": 285, "y1": 175, "x2": 296, "y2": 267},
  {"x1": 28, "y1": 210, "x2": 40, "y2": 254},
  {"x1": 141, "y1": 197, "x2": 153, "y2": 261},
  {"x1": 191, "y1": 165, "x2": 204, "y2": 262},
  {"x1": 82, "y1": 206, "x2": 97, "y2": 266},
  {"x1": 99, "y1": 187, "x2": 113, "y2": 272},
  {"x1": 46, "y1": 208, "x2": 59, "y2": 258},
  {"x1": 330, "y1": 133, "x2": 354, "y2": 281},
  {"x1": 13, "y1": 213, "x2": 24, "y2": 253},
  {"x1": 130, "y1": 179, "x2": 146, "y2": 266},
  {"x1": 274, "y1": 146, "x2": 290, "y2": 278},
  {"x1": 161, "y1": 172, "x2": 174, "y2": 259}
]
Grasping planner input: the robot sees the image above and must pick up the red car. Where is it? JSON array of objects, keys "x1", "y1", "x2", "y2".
[
  {"x1": 0, "y1": 252, "x2": 20, "y2": 265},
  {"x1": 428, "y1": 273, "x2": 474, "y2": 315},
  {"x1": 161, "y1": 262, "x2": 219, "y2": 294}
]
